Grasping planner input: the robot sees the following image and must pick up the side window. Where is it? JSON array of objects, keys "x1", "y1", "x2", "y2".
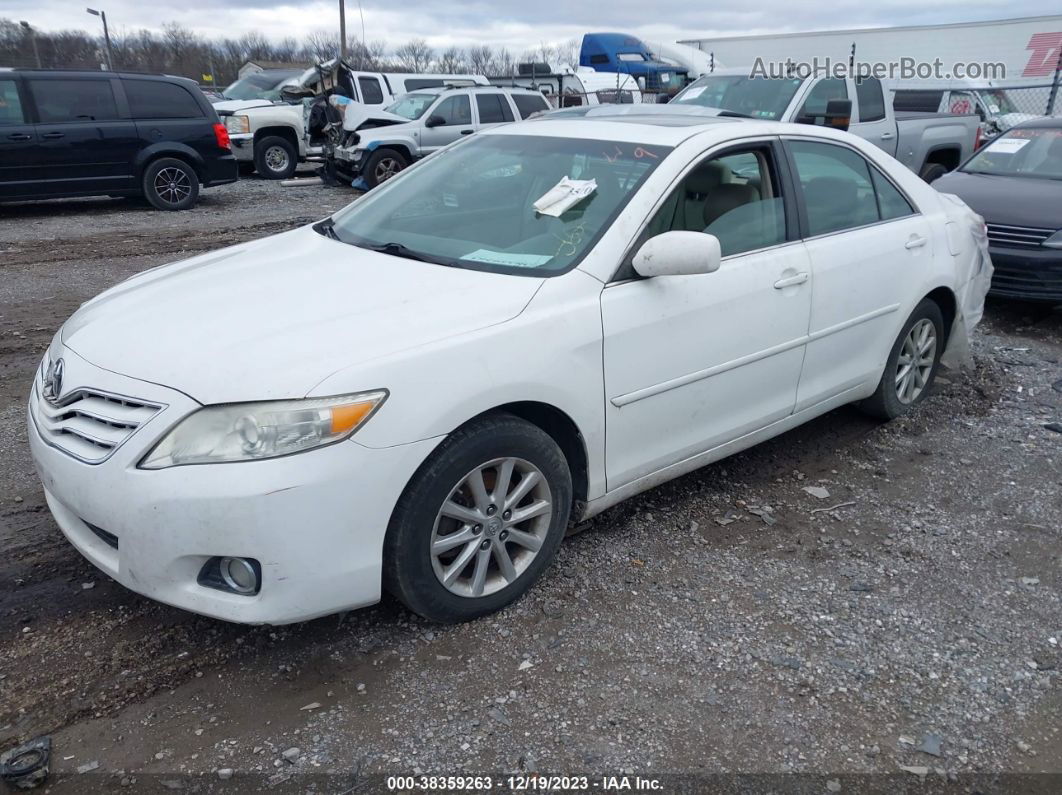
[
  {"x1": 29, "y1": 79, "x2": 120, "y2": 123},
  {"x1": 513, "y1": 93, "x2": 549, "y2": 119},
  {"x1": 799, "y1": 78, "x2": 848, "y2": 119},
  {"x1": 788, "y1": 140, "x2": 884, "y2": 235},
  {"x1": 475, "y1": 93, "x2": 514, "y2": 124},
  {"x1": 641, "y1": 146, "x2": 787, "y2": 260},
  {"x1": 358, "y1": 77, "x2": 384, "y2": 105},
  {"x1": 433, "y1": 95, "x2": 472, "y2": 126},
  {"x1": 870, "y1": 168, "x2": 915, "y2": 220},
  {"x1": 0, "y1": 79, "x2": 25, "y2": 125},
  {"x1": 124, "y1": 80, "x2": 202, "y2": 119},
  {"x1": 855, "y1": 77, "x2": 885, "y2": 122}
]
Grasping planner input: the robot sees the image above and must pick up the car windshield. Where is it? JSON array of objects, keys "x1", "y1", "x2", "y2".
[
  {"x1": 672, "y1": 74, "x2": 804, "y2": 120},
  {"x1": 327, "y1": 133, "x2": 672, "y2": 275},
  {"x1": 385, "y1": 93, "x2": 438, "y2": 120},
  {"x1": 223, "y1": 72, "x2": 302, "y2": 101},
  {"x1": 962, "y1": 127, "x2": 1062, "y2": 180}
]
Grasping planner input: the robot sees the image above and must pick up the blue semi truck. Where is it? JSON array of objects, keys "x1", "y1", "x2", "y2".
[{"x1": 579, "y1": 32, "x2": 689, "y2": 97}]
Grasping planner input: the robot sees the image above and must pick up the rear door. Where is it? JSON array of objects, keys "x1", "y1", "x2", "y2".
[
  {"x1": 783, "y1": 137, "x2": 932, "y2": 410},
  {"x1": 25, "y1": 75, "x2": 139, "y2": 195},
  {"x1": 472, "y1": 92, "x2": 515, "y2": 132},
  {"x1": 122, "y1": 77, "x2": 210, "y2": 164},
  {"x1": 850, "y1": 78, "x2": 897, "y2": 155},
  {"x1": 0, "y1": 75, "x2": 40, "y2": 198}
]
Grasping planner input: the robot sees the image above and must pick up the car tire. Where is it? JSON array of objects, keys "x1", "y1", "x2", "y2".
[
  {"x1": 254, "y1": 136, "x2": 297, "y2": 180},
  {"x1": 858, "y1": 298, "x2": 945, "y2": 420},
  {"x1": 919, "y1": 162, "x2": 948, "y2": 184},
  {"x1": 142, "y1": 157, "x2": 200, "y2": 211},
  {"x1": 362, "y1": 148, "x2": 409, "y2": 189},
  {"x1": 383, "y1": 413, "x2": 572, "y2": 623}
]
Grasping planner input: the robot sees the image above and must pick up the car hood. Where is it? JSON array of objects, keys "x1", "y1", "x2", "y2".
[
  {"x1": 933, "y1": 170, "x2": 1062, "y2": 230},
  {"x1": 62, "y1": 225, "x2": 544, "y2": 404},
  {"x1": 214, "y1": 99, "x2": 287, "y2": 114}
]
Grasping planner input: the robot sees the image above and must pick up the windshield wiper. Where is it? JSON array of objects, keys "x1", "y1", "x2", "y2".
[
  {"x1": 313, "y1": 218, "x2": 343, "y2": 241},
  {"x1": 716, "y1": 110, "x2": 753, "y2": 118},
  {"x1": 358, "y1": 240, "x2": 454, "y2": 266}
]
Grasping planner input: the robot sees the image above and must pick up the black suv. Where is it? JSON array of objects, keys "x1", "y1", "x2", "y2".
[{"x1": 0, "y1": 69, "x2": 237, "y2": 210}]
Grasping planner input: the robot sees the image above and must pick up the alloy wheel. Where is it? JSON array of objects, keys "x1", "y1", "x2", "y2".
[
  {"x1": 264, "y1": 145, "x2": 290, "y2": 173},
  {"x1": 895, "y1": 318, "x2": 937, "y2": 404},
  {"x1": 154, "y1": 167, "x2": 192, "y2": 205},
  {"x1": 430, "y1": 457, "x2": 552, "y2": 598},
  {"x1": 374, "y1": 158, "x2": 400, "y2": 183}
]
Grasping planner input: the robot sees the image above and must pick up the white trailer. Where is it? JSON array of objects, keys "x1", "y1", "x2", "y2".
[{"x1": 679, "y1": 15, "x2": 1062, "y2": 88}]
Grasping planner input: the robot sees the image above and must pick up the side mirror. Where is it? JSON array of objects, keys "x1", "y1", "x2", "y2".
[
  {"x1": 632, "y1": 231, "x2": 721, "y2": 278},
  {"x1": 424, "y1": 115, "x2": 445, "y2": 128},
  {"x1": 824, "y1": 98, "x2": 852, "y2": 130}
]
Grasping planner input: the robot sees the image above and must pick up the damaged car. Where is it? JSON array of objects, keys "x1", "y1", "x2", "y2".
[{"x1": 29, "y1": 109, "x2": 991, "y2": 625}]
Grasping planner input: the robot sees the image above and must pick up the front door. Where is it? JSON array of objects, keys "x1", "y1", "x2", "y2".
[
  {"x1": 420, "y1": 94, "x2": 473, "y2": 153},
  {"x1": 0, "y1": 76, "x2": 40, "y2": 199},
  {"x1": 600, "y1": 140, "x2": 813, "y2": 489},
  {"x1": 25, "y1": 76, "x2": 139, "y2": 195},
  {"x1": 784, "y1": 137, "x2": 933, "y2": 410}
]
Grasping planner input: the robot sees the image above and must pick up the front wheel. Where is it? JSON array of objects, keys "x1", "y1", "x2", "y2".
[
  {"x1": 859, "y1": 298, "x2": 945, "y2": 420},
  {"x1": 254, "y1": 136, "x2": 297, "y2": 179},
  {"x1": 142, "y1": 158, "x2": 199, "y2": 211},
  {"x1": 361, "y1": 148, "x2": 409, "y2": 189},
  {"x1": 384, "y1": 414, "x2": 572, "y2": 622}
]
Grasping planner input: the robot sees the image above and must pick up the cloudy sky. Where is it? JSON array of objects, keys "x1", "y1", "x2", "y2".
[{"x1": 5, "y1": 1, "x2": 1061, "y2": 54}]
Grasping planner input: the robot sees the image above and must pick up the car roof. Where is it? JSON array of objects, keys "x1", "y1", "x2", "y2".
[
  {"x1": 485, "y1": 104, "x2": 856, "y2": 147},
  {"x1": 410, "y1": 85, "x2": 544, "y2": 96},
  {"x1": 1012, "y1": 116, "x2": 1062, "y2": 129}
]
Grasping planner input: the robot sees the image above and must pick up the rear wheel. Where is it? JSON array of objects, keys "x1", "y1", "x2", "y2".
[
  {"x1": 362, "y1": 148, "x2": 409, "y2": 189},
  {"x1": 384, "y1": 414, "x2": 571, "y2": 622},
  {"x1": 859, "y1": 298, "x2": 944, "y2": 420},
  {"x1": 142, "y1": 158, "x2": 199, "y2": 211},
  {"x1": 254, "y1": 136, "x2": 297, "y2": 179},
  {"x1": 919, "y1": 162, "x2": 948, "y2": 184}
]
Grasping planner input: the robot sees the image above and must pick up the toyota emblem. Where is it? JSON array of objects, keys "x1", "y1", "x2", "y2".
[{"x1": 43, "y1": 358, "x2": 64, "y2": 404}]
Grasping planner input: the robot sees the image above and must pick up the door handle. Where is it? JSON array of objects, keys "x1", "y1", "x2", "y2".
[
  {"x1": 880, "y1": 132, "x2": 896, "y2": 140},
  {"x1": 773, "y1": 272, "x2": 809, "y2": 289},
  {"x1": 42, "y1": 132, "x2": 65, "y2": 140},
  {"x1": 7, "y1": 133, "x2": 32, "y2": 141},
  {"x1": 905, "y1": 235, "x2": 928, "y2": 250},
  {"x1": 460, "y1": 129, "x2": 473, "y2": 135}
]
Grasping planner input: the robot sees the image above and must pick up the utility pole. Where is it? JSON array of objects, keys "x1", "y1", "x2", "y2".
[
  {"x1": 86, "y1": 7, "x2": 113, "y2": 70},
  {"x1": 19, "y1": 21, "x2": 41, "y2": 68},
  {"x1": 339, "y1": 0, "x2": 347, "y2": 60}
]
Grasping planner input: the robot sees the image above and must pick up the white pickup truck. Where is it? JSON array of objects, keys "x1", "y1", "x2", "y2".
[
  {"x1": 214, "y1": 60, "x2": 489, "y2": 179},
  {"x1": 670, "y1": 69, "x2": 981, "y2": 182}
]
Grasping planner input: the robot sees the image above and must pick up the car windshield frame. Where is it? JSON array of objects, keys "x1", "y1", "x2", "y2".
[
  {"x1": 960, "y1": 127, "x2": 1062, "y2": 181},
  {"x1": 672, "y1": 74, "x2": 805, "y2": 120},
  {"x1": 384, "y1": 93, "x2": 439, "y2": 120},
  {"x1": 325, "y1": 133, "x2": 673, "y2": 277},
  {"x1": 222, "y1": 71, "x2": 302, "y2": 101}
]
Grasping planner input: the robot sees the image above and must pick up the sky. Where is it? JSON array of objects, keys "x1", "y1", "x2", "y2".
[{"x1": 5, "y1": 1, "x2": 1061, "y2": 55}]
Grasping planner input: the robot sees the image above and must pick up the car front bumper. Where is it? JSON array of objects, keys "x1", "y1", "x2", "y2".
[
  {"x1": 28, "y1": 345, "x2": 439, "y2": 624},
  {"x1": 227, "y1": 133, "x2": 255, "y2": 163},
  {"x1": 988, "y1": 245, "x2": 1062, "y2": 302}
]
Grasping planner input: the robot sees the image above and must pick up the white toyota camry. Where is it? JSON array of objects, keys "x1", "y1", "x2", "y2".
[{"x1": 29, "y1": 110, "x2": 991, "y2": 624}]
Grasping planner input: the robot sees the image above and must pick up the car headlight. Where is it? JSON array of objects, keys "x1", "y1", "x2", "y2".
[
  {"x1": 140, "y1": 390, "x2": 387, "y2": 469},
  {"x1": 225, "y1": 115, "x2": 250, "y2": 134},
  {"x1": 1044, "y1": 230, "x2": 1062, "y2": 250}
]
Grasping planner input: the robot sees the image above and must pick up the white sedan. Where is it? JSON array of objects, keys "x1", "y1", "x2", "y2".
[{"x1": 29, "y1": 110, "x2": 991, "y2": 624}]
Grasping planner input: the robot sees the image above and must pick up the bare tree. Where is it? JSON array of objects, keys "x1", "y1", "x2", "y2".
[
  {"x1": 554, "y1": 37, "x2": 580, "y2": 68},
  {"x1": 436, "y1": 46, "x2": 466, "y2": 74},
  {"x1": 393, "y1": 38, "x2": 434, "y2": 72}
]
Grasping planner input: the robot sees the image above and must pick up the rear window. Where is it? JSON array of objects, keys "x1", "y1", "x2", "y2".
[
  {"x1": 124, "y1": 79, "x2": 203, "y2": 119},
  {"x1": 30, "y1": 78, "x2": 120, "y2": 123},
  {"x1": 512, "y1": 93, "x2": 549, "y2": 119},
  {"x1": 855, "y1": 77, "x2": 886, "y2": 122},
  {"x1": 475, "y1": 93, "x2": 514, "y2": 124}
]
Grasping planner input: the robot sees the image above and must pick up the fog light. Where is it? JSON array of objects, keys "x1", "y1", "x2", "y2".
[{"x1": 220, "y1": 557, "x2": 259, "y2": 594}]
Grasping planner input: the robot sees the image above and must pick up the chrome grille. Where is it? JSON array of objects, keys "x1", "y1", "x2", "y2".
[
  {"x1": 32, "y1": 359, "x2": 162, "y2": 464},
  {"x1": 986, "y1": 223, "x2": 1056, "y2": 248}
]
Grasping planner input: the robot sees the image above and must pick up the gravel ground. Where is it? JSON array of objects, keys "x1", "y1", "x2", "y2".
[{"x1": 0, "y1": 174, "x2": 1060, "y2": 792}]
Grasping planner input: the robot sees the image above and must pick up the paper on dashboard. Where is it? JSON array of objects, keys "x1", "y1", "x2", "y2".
[{"x1": 533, "y1": 177, "x2": 597, "y2": 217}]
